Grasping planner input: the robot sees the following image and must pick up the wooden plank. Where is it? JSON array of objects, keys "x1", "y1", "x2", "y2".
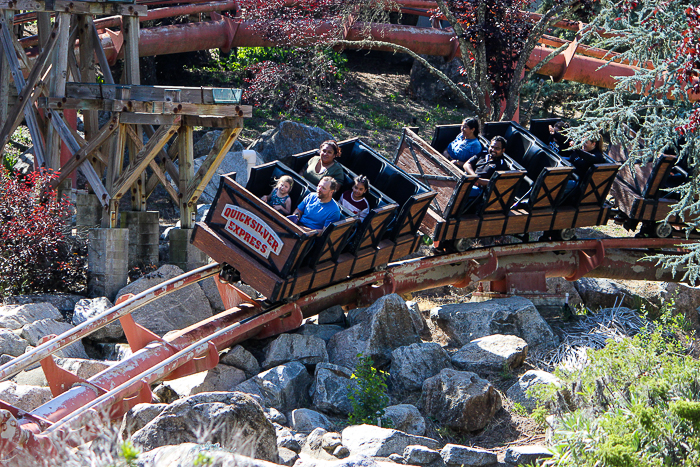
[
  {"x1": 91, "y1": 20, "x2": 114, "y2": 84},
  {"x1": 119, "y1": 112, "x2": 179, "y2": 125},
  {"x1": 0, "y1": 10, "x2": 14, "y2": 132},
  {"x1": 0, "y1": 15, "x2": 56, "y2": 167},
  {"x1": 46, "y1": 12, "x2": 70, "y2": 170},
  {"x1": 182, "y1": 115, "x2": 244, "y2": 128},
  {"x1": 112, "y1": 118, "x2": 181, "y2": 200},
  {"x1": 64, "y1": 82, "x2": 242, "y2": 104},
  {"x1": 104, "y1": 123, "x2": 128, "y2": 227},
  {"x1": 53, "y1": 1, "x2": 147, "y2": 16},
  {"x1": 144, "y1": 123, "x2": 179, "y2": 180},
  {"x1": 186, "y1": 127, "x2": 241, "y2": 206},
  {"x1": 54, "y1": 114, "x2": 120, "y2": 187},
  {"x1": 41, "y1": 97, "x2": 253, "y2": 118},
  {"x1": 178, "y1": 125, "x2": 195, "y2": 228}
]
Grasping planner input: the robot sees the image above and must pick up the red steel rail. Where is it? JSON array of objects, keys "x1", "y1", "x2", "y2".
[{"x1": 0, "y1": 237, "x2": 692, "y2": 461}]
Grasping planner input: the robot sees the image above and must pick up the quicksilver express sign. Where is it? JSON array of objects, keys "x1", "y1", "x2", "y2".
[{"x1": 222, "y1": 204, "x2": 284, "y2": 258}]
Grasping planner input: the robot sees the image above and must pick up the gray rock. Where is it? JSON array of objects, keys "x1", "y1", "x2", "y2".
[
  {"x1": 429, "y1": 296, "x2": 559, "y2": 352},
  {"x1": 319, "y1": 306, "x2": 346, "y2": 325},
  {"x1": 328, "y1": 294, "x2": 422, "y2": 369},
  {"x1": 296, "y1": 323, "x2": 345, "y2": 342},
  {"x1": 11, "y1": 357, "x2": 111, "y2": 387},
  {"x1": 134, "y1": 443, "x2": 279, "y2": 467},
  {"x1": 164, "y1": 364, "x2": 247, "y2": 397},
  {"x1": 97, "y1": 343, "x2": 133, "y2": 361},
  {"x1": 440, "y1": 444, "x2": 497, "y2": 467},
  {"x1": 0, "y1": 381, "x2": 52, "y2": 411},
  {"x1": 234, "y1": 362, "x2": 312, "y2": 412},
  {"x1": 265, "y1": 407, "x2": 287, "y2": 425},
  {"x1": 405, "y1": 300, "x2": 429, "y2": 339},
  {"x1": 194, "y1": 130, "x2": 244, "y2": 159},
  {"x1": 0, "y1": 303, "x2": 62, "y2": 330},
  {"x1": 0, "y1": 329, "x2": 29, "y2": 357},
  {"x1": 312, "y1": 363, "x2": 356, "y2": 415},
  {"x1": 72, "y1": 297, "x2": 124, "y2": 341},
  {"x1": 199, "y1": 277, "x2": 226, "y2": 313},
  {"x1": 451, "y1": 334, "x2": 528, "y2": 373},
  {"x1": 152, "y1": 383, "x2": 180, "y2": 404},
  {"x1": 4, "y1": 294, "x2": 83, "y2": 314},
  {"x1": 388, "y1": 453, "x2": 405, "y2": 463},
  {"x1": 302, "y1": 427, "x2": 337, "y2": 461},
  {"x1": 250, "y1": 121, "x2": 333, "y2": 164},
  {"x1": 404, "y1": 445, "x2": 441, "y2": 465},
  {"x1": 262, "y1": 333, "x2": 328, "y2": 370},
  {"x1": 131, "y1": 392, "x2": 278, "y2": 462},
  {"x1": 546, "y1": 277, "x2": 584, "y2": 308},
  {"x1": 220, "y1": 345, "x2": 261, "y2": 378},
  {"x1": 409, "y1": 55, "x2": 465, "y2": 105},
  {"x1": 278, "y1": 447, "x2": 299, "y2": 466},
  {"x1": 116, "y1": 265, "x2": 213, "y2": 336},
  {"x1": 195, "y1": 150, "x2": 264, "y2": 203},
  {"x1": 325, "y1": 455, "x2": 380, "y2": 467},
  {"x1": 503, "y1": 445, "x2": 552, "y2": 465},
  {"x1": 390, "y1": 342, "x2": 452, "y2": 393},
  {"x1": 276, "y1": 425, "x2": 301, "y2": 451},
  {"x1": 292, "y1": 408, "x2": 334, "y2": 433},
  {"x1": 383, "y1": 404, "x2": 426, "y2": 436},
  {"x1": 120, "y1": 403, "x2": 168, "y2": 438},
  {"x1": 574, "y1": 278, "x2": 651, "y2": 311},
  {"x1": 342, "y1": 424, "x2": 439, "y2": 457},
  {"x1": 422, "y1": 369, "x2": 502, "y2": 432},
  {"x1": 506, "y1": 370, "x2": 561, "y2": 411},
  {"x1": 21, "y1": 319, "x2": 89, "y2": 359}
]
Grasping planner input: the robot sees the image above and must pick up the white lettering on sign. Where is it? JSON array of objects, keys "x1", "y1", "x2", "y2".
[{"x1": 222, "y1": 204, "x2": 284, "y2": 259}]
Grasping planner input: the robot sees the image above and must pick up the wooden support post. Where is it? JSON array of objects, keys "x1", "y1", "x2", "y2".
[
  {"x1": 178, "y1": 125, "x2": 195, "y2": 229},
  {"x1": 122, "y1": 14, "x2": 144, "y2": 211},
  {"x1": 186, "y1": 126, "x2": 242, "y2": 206},
  {"x1": 78, "y1": 15, "x2": 102, "y2": 176},
  {"x1": 46, "y1": 12, "x2": 70, "y2": 170},
  {"x1": 0, "y1": 10, "x2": 12, "y2": 129},
  {"x1": 104, "y1": 87, "x2": 130, "y2": 228}
]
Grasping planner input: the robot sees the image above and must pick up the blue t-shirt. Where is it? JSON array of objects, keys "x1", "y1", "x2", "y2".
[
  {"x1": 446, "y1": 135, "x2": 483, "y2": 162},
  {"x1": 297, "y1": 193, "x2": 342, "y2": 230}
]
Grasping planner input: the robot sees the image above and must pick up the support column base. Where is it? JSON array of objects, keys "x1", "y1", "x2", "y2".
[
  {"x1": 121, "y1": 211, "x2": 160, "y2": 269},
  {"x1": 169, "y1": 228, "x2": 209, "y2": 272},
  {"x1": 88, "y1": 228, "x2": 129, "y2": 301},
  {"x1": 76, "y1": 192, "x2": 103, "y2": 227}
]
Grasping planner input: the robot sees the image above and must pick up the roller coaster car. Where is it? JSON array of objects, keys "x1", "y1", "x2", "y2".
[
  {"x1": 394, "y1": 124, "x2": 616, "y2": 249},
  {"x1": 193, "y1": 143, "x2": 437, "y2": 303},
  {"x1": 608, "y1": 145, "x2": 690, "y2": 238}
]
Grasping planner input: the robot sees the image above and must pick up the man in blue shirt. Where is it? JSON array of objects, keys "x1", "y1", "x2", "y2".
[
  {"x1": 292, "y1": 176, "x2": 342, "y2": 230},
  {"x1": 443, "y1": 117, "x2": 483, "y2": 169}
]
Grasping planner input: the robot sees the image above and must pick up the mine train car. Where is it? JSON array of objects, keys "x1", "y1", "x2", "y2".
[
  {"x1": 532, "y1": 118, "x2": 697, "y2": 238},
  {"x1": 192, "y1": 140, "x2": 436, "y2": 303},
  {"x1": 393, "y1": 122, "x2": 620, "y2": 250}
]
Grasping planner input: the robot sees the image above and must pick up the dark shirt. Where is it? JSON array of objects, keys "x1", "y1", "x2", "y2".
[{"x1": 466, "y1": 154, "x2": 510, "y2": 180}]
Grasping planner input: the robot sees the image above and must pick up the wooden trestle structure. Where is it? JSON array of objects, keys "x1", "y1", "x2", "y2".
[{"x1": 0, "y1": 0, "x2": 250, "y2": 229}]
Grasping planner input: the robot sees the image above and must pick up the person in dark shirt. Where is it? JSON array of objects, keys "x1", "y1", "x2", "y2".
[
  {"x1": 583, "y1": 138, "x2": 605, "y2": 159},
  {"x1": 464, "y1": 136, "x2": 510, "y2": 188}
]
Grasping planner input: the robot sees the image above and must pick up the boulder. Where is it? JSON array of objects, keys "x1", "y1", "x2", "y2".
[
  {"x1": 342, "y1": 424, "x2": 439, "y2": 457},
  {"x1": 573, "y1": 278, "x2": 652, "y2": 311},
  {"x1": 234, "y1": 361, "x2": 312, "y2": 412},
  {"x1": 262, "y1": 333, "x2": 328, "y2": 370},
  {"x1": 312, "y1": 363, "x2": 356, "y2": 415},
  {"x1": 503, "y1": 445, "x2": 553, "y2": 465},
  {"x1": 3, "y1": 294, "x2": 83, "y2": 315},
  {"x1": 0, "y1": 329, "x2": 29, "y2": 357},
  {"x1": 265, "y1": 407, "x2": 287, "y2": 425},
  {"x1": 318, "y1": 306, "x2": 346, "y2": 325},
  {"x1": 383, "y1": 404, "x2": 426, "y2": 436},
  {"x1": 506, "y1": 370, "x2": 561, "y2": 411},
  {"x1": 301, "y1": 427, "x2": 338, "y2": 461},
  {"x1": 403, "y1": 445, "x2": 441, "y2": 465},
  {"x1": 0, "y1": 381, "x2": 52, "y2": 411},
  {"x1": 409, "y1": 55, "x2": 465, "y2": 105},
  {"x1": 328, "y1": 294, "x2": 422, "y2": 369},
  {"x1": 135, "y1": 443, "x2": 280, "y2": 467},
  {"x1": 292, "y1": 408, "x2": 334, "y2": 433},
  {"x1": 390, "y1": 342, "x2": 452, "y2": 393},
  {"x1": 120, "y1": 403, "x2": 168, "y2": 438},
  {"x1": 276, "y1": 425, "x2": 302, "y2": 451},
  {"x1": 116, "y1": 265, "x2": 213, "y2": 336},
  {"x1": 278, "y1": 447, "x2": 299, "y2": 466},
  {"x1": 198, "y1": 277, "x2": 226, "y2": 313},
  {"x1": 296, "y1": 323, "x2": 345, "y2": 342},
  {"x1": 429, "y1": 296, "x2": 559, "y2": 352},
  {"x1": 164, "y1": 364, "x2": 247, "y2": 397},
  {"x1": 0, "y1": 303, "x2": 62, "y2": 330},
  {"x1": 220, "y1": 345, "x2": 261, "y2": 378},
  {"x1": 250, "y1": 121, "x2": 333, "y2": 164},
  {"x1": 546, "y1": 277, "x2": 584, "y2": 308},
  {"x1": 131, "y1": 392, "x2": 278, "y2": 461},
  {"x1": 440, "y1": 444, "x2": 497, "y2": 467},
  {"x1": 72, "y1": 297, "x2": 124, "y2": 341},
  {"x1": 21, "y1": 319, "x2": 89, "y2": 358},
  {"x1": 406, "y1": 300, "x2": 430, "y2": 340},
  {"x1": 422, "y1": 369, "x2": 502, "y2": 432},
  {"x1": 193, "y1": 129, "x2": 244, "y2": 159},
  {"x1": 12, "y1": 357, "x2": 111, "y2": 387},
  {"x1": 451, "y1": 334, "x2": 528, "y2": 373},
  {"x1": 194, "y1": 150, "x2": 263, "y2": 203}
]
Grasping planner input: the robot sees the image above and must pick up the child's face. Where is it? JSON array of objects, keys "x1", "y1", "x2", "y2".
[
  {"x1": 352, "y1": 183, "x2": 367, "y2": 199},
  {"x1": 277, "y1": 181, "x2": 291, "y2": 195}
]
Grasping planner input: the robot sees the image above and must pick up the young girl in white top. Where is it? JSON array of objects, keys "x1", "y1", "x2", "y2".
[
  {"x1": 262, "y1": 175, "x2": 293, "y2": 215},
  {"x1": 340, "y1": 175, "x2": 370, "y2": 221}
]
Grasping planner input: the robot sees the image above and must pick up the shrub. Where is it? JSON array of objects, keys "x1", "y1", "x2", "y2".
[
  {"x1": 0, "y1": 167, "x2": 86, "y2": 297},
  {"x1": 348, "y1": 353, "x2": 390, "y2": 426}
]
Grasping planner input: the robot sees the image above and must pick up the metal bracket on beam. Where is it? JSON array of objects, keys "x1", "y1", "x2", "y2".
[
  {"x1": 566, "y1": 240, "x2": 605, "y2": 281},
  {"x1": 255, "y1": 302, "x2": 303, "y2": 340}
]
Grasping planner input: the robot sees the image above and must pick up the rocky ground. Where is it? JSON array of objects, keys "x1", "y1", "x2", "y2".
[{"x1": 2, "y1": 263, "x2": 700, "y2": 466}]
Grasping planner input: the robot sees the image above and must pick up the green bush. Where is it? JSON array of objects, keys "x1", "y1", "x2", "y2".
[{"x1": 348, "y1": 354, "x2": 390, "y2": 426}]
